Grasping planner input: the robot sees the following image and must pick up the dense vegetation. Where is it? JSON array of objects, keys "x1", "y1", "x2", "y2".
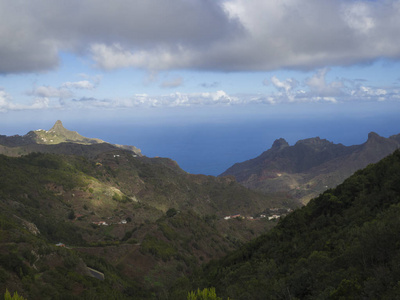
[
  {"x1": 4, "y1": 122, "x2": 398, "y2": 299},
  {"x1": 0, "y1": 150, "x2": 279, "y2": 299},
  {"x1": 0, "y1": 153, "x2": 152, "y2": 299},
  {"x1": 183, "y1": 149, "x2": 400, "y2": 299}
]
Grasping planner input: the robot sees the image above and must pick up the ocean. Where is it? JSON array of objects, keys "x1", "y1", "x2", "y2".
[
  {"x1": 3, "y1": 103, "x2": 399, "y2": 176},
  {"x1": 79, "y1": 114, "x2": 400, "y2": 176}
]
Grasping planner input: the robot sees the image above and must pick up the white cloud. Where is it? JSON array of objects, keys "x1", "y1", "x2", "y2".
[
  {"x1": 90, "y1": 43, "x2": 195, "y2": 71},
  {"x1": 28, "y1": 80, "x2": 96, "y2": 103},
  {"x1": 342, "y1": 2, "x2": 375, "y2": 35},
  {"x1": 271, "y1": 76, "x2": 298, "y2": 92},
  {"x1": 0, "y1": 88, "x2": 50, "y2": 112},
  {"x1": 271, "y1": 76, "x2": 298, "y2": 102},
  {"x1": 143, "y1": 90, "x2": 239, "y2": 106},
  {"x1": 62, "y1": 80, "x2": 95, "y2": 90},
  {"x1": 68, "y1": 90, "x2": 241, "y2": 109},
  {"x1": 353, "y1": 86, "x2": 389, "y2": 102},
  {"x1": 305, "y1": 68, "x2": 344, "y2": 97},
  {"x1": 161, "y1": 77, "x2": 184, "y2": 88},
  {"x1": 30, "y1": 86, "x2": 72, "y2": 99},
  {"x1": 0, "y1": 89, "x2": 12, "y2": 112},
  {"x1": 30, "y1": 97, "x2": 50, "y2": 109},
  {"x1": 265, "y1": 68, "x2": 400, "y2": 104},
  {"x1": 2, "y1": 68, "x2": 400, "y2": 113},
  {"x1": 70, "y1": 82, "x2": 378, "y2": 109}
]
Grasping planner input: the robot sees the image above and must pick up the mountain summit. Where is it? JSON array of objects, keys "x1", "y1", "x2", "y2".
[
  {"x1": 0, "y1": 121, "x2": 142, "y2": 157},
  {"x1": 33, "y1": 120, "x2": 104, "y2": 145},
  {"x1": 271, "y1": 138, "x2": 289, "y2": 150},
  {"x1": 51, "y1": 119, "x2": 63, "y2": 128},
  {"x1": 49, "y1": 120, "x2": 67, "y2": 133},
  {"x1": 220, "y1": 132, "x2": 400, "y2": 204}
]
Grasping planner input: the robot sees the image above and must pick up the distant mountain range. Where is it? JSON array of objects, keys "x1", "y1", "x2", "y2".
[
  {"x1": 0, "y1": 120, "x2": 142, "y2": 158},
  {"x1": 221, "y1": 132, "x2": 400, "y2": 204}
]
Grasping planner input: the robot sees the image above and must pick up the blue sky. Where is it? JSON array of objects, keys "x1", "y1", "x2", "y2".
[{"x1": 1, "y1": 0, "x2": 400, "y2": 174}]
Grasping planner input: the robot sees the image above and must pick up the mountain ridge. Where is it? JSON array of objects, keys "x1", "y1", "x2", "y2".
[
  {"x1": 220, "y1": 131, "x2": 400, "y2": 204},
  {"x1": 0, "y1": 120, "x2": 142, "y2": 157}
]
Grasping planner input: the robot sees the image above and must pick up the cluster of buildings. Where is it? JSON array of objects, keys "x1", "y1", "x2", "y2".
[
  {"x1": 92, "y1": 219, "x2": 127, "y2": 226},
  {"x1": 223, "y1": 208, "x2": 292, "y2": 221}
]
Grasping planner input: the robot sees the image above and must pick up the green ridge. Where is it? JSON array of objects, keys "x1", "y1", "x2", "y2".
[{"x1": 188, "y1": 149, "x2": 400, "y2": 299}]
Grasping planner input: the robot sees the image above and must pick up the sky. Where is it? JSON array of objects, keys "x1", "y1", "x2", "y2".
[{"x1": 1, "y1": 0, "x2": 400, "y2": 175}]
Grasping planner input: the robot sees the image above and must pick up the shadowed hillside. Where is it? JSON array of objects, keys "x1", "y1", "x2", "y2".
[{"x1": 185, "y1": 149, "x2": 400, "y2": 300}]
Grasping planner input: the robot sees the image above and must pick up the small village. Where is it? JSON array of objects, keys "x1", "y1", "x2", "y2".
[
  {"x1": 223, "y1": 207, "x2": 292, "y2": 221},
  {"x1": 91, "y1": 219, "x2": 128, "y2": 226}
]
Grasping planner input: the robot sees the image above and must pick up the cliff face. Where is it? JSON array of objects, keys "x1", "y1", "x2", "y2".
[{"x1": 220, "y1": 132, "x2": 400, "y2": 204}]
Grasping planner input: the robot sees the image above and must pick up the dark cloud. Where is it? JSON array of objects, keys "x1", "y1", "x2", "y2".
[
  {"x1": 1, "y1": 0, "x2": 400, "y2": 73},
  {"x1": 200, "y1": 82, "x2": 220, "y2": 88},
  {"x1": 0, "y1": 0, "x2": 240, "y2": 73},
  {"x1": 72, "y1": 97, "x2": 98, "y2": 102}
]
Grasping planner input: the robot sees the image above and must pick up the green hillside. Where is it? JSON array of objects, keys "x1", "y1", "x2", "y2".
[
  {"x1": 185, "y1": 149, "x2": 400, "y2": 299},
  {"x1": 5, "y1": 122, "x2": 398, "y2": 299},
  {"x1": 0, "y1": 150, "x2": 282, "y2": 299}
]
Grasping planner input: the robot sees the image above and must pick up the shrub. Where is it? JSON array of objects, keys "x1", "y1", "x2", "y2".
[
  {"x1": 187, "y1": 287, "x2": 228, "y2": 300},
  {"x1": 4, "y1": 289, "x2": 26, "y2": 300},
  {"x1": 166, "y1": 208, "x2": 178, "y2": 218}
]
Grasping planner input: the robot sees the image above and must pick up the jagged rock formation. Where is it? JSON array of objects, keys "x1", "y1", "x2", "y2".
[
  {"x1": 36, "y1": 120, "x2": 105, "y2": 144},
  {"x1": 0, "y1": 120, "x2": 142, "y2": 157},
  {"x1": 220, "y1": 132, "x2": 400, "y2": 204}
]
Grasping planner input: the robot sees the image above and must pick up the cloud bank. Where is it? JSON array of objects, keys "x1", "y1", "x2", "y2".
[
  {"x1": 0, "y1": 89, "x2": 49, "y2": 112},
  {"x1": 0, "y1": 69, "x2": 395, "y2": 112},
  {"x1": 2, "y1": 0, "x2": 400, "y2": 73}
]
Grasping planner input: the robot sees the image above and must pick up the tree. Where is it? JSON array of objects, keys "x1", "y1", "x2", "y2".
[
  {"x1": 4, "y1": 289, "x2": 26, "y2": 300},
  {"x1": 67, "y1": 210, "x2": 75, "y2": 220},
  {"x1": 166, "y1": 208, "x2": 178, "y2": 218}
]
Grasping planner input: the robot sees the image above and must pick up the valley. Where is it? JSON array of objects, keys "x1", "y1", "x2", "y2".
[
  {"x1": 0, "y1": 121, "x2": 285, "y2": 299},
  {"x1": 0, "y1": 121, "x2": 399, "y2": 299}
]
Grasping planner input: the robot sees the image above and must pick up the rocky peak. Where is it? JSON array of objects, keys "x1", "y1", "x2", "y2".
[
  {"x1": 49, "y1": 120, "x2": 66, "y2": 133},
  {"x1": 295, "y1": 137, "x2": 332, "y2": 147},
  {"x1": 37, "y1": 120, "x2": 91, "y2": 144},
  {"x1": 367, "y1": 132, "x2": 382, "y2": 142},
  {"x1": 271, "y1": 138, "x2": 289, "y2": 150},
  {"x1": 364, "y1": 132, "x2": 400, "y2": 151},
  {"x1": 364, "y1": 132, "x2": 389, "y2": 148}
]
